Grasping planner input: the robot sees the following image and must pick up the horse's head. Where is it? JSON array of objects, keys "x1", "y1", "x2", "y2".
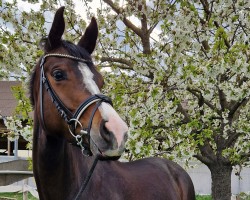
[{"x1": 30, "y1": 7, "x2": 128, "y2": 158}]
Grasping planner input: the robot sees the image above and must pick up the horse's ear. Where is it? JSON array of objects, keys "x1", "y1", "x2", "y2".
[
  {"x1": 78, "y1": 17, "x2": 98, "y2": 54},
  {"x1": 45, "y1": 6, "x2": 65, "y2": 51}
]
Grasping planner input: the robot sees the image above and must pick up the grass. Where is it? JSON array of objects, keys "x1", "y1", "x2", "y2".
[
  {"x1": 196, "y1": 195, "x2": 212, "y2": 200},
  {"x1": 0, "y1": 193, "x2": 212, "y2": 200},
  {"x1": 1, "y1": 193, "x2": 249, "y2": 200},
  {"x1": 196, "y1": 194, "x2": 250, "y2": 200},
  {"x1": 0, "y1": 192, "x2": 37, "y2": 200}
]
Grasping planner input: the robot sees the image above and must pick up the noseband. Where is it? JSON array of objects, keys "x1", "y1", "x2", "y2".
[{"x1": 39, "y1": 53, "x2": 113, "y2": 156}]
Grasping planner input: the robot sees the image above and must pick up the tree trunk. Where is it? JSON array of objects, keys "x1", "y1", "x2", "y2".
[{"x1": 209, "y1": 164, "x2": 232, "y2": 200}]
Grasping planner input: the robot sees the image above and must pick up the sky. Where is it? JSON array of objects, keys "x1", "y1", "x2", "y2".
[
  {"x1": 16, "y1": 0, "x2": 95, "y2": 33},
  {"x1": 2, "y1": 0, "x2": 160, "y2": 41},
  {"x1": 18, "y1": 0, "x2": 159, "y2": 36}
]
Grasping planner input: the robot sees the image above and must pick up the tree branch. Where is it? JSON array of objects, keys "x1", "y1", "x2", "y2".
[
  {"x1": 240, "y1": 152, "x2": 250, "y2": 160},
  {"x1": 101, "y1": 56, "x2": 133, "y2": 69},
  {"x1": 103, "y1": 0, "x2": 151, "y2": 54},
  {"x1": 200, "y1": 0, "x2": 211, "y2": 21},
  {"x1": 194, "y1": 153, "x2": 213, "y2": 166},
  {"x1": 218, "y1": 87, "x2": 228, "y2": 111},
  {"x1": 196, "y1": 141, "x2": 217, "y2": 164},
  {"x1": 187, "y1": 87, "x2": 219, "y2": 113},
  {"x1": 228, "y1": 97, "x2": 249, "y2": 121},
  {"x1": 176, "y1": 102, "x2": 191, "y2": 123},
  {"x1": 224, "y1": 131, "x2": 242, "y2": 148},
  {"x1": 237, "y1": 76, "x2": 248, "y2": 87},
  {"x1": 102, "y1": 0, "x2": 142, "y2": 37},
  {"x1": 138, "y1": 0, "x2": 151, "y2": 54}
]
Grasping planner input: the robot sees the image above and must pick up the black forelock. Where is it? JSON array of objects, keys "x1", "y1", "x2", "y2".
[{"x1": 62, "y1": 40, "x2": 92, "y2": 61}]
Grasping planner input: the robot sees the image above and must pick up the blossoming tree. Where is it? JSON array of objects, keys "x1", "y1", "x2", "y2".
[
  {"x1": 1, "y1": 0, "x2": 250, "y2": 199},
  {"x1": 94, "y1": 1, "x2": 250, "y2": 199}
]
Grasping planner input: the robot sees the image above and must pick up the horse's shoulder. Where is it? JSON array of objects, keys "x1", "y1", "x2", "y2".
[
  {"x1": 128, "y1": 157, "x2": 189, "y2": 178},
  {"x1": 135, "y1": 156, "x2": 178, "y2": 167}
]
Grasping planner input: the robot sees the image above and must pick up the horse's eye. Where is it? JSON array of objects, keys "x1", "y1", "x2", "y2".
[{"x1": 52, "y1": 70, "x2": 66, "y2": 81}]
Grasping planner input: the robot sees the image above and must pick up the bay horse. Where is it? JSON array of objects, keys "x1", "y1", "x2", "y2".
[{"x1": 30, "y1": 7, "x2": 195, "y2": 200}]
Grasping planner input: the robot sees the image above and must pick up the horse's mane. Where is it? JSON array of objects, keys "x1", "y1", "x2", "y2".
[
  {"x1": 29, "y1": 60, "x2": 39, "y2": 107},
  {"x1": 29, "y1": 39, "x2": 93, "y2": 107}
]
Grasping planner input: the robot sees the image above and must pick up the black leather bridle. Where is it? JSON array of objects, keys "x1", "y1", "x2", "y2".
[{"x1": 39, "y1": 53, "x2": 113, "y2": 156}]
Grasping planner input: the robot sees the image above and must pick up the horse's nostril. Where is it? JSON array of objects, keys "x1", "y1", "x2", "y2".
[
  {"x1": 100, "y1": 121, "x2": 111, "y2": 142},
  {"x1": 103, "y1": 122, "x2": 109, "y2": 134},
  {"x1": 100, "y1": 118, "x2": 128, "y2": 149}
]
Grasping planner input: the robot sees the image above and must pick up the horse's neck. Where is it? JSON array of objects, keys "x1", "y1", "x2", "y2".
[
  {"x1": 33, "y1": 125, "x2": 94, "y2": 199},
  {"x1": 37, "y1": 132, "x2": 67, "y2": 170}
]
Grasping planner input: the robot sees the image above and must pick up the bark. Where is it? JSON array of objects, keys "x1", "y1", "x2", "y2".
[{"x1": 208, "y1": 164, "x2": 232, "y2": 200}]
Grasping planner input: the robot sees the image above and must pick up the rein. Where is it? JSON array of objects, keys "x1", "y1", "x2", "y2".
[
  {"x1": 39, "y1": 53, "x2": 113, "y2": 155},
  {"x1": 74, "y1": 155, "x2": 99, "y2": 200}
]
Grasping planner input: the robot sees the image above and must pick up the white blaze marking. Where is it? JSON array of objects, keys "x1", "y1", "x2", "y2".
[
  {"x1": 78, "y1": 63, "x2": 128, "y2": 147},
  {"x1": 78, "y1": 63, "x2": 100, "y2": 94}
]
